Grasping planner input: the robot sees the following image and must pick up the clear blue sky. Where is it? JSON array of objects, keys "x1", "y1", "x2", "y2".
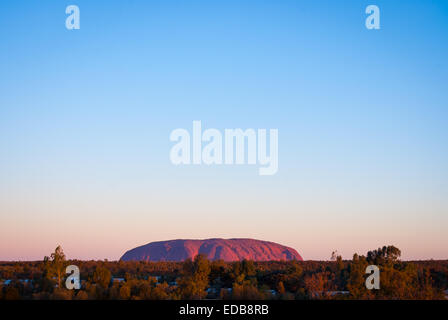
[{"x1": 0, "y1": 0, "x2": 447, "y2": 260}]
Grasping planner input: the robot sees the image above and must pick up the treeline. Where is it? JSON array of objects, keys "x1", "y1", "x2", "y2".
[{"x1": 0, "y1": 245, "x2": 447, "y2": 300}]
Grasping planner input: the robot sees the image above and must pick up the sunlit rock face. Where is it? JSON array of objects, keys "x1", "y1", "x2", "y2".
[{"x1": 120, "y1": 238, "x2": 303, "y2": 262}]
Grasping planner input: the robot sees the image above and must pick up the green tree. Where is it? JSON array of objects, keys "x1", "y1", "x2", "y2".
[
  {"x1": 347, "y1": 253, "x2": 372, "y2": 299},
  {"x1": 241, "y1": 260, "x2": 256, "y2": 278},
  {"x1": 74, "y1": 290, "x2": 89, "y2": 300},
  {"x1": 119, "y1": 284, "x2": 131, "y2": 300},
  {"x1": 367, "y1": 245, "x2": 401, "y2": 265},
  {"x1": 232, "y1": 280, "x2": 265, "y2": 299},
  {"x1": 151, "y1": 282, "x2": 171, "y2": 300},
  {"x1": 93, "y1": 266, "x2": 112, "y2": 289},
  {"x1": 178, "y1": 254, "x2": 211, "y2": 299},
  {"x1": 44, "y1": 245, "x2": 67, "y2": 289}
]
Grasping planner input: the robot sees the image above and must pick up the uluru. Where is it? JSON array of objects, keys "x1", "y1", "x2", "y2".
[{"x1": 120, "y1": 238, "x2": 303, "y2": 262}]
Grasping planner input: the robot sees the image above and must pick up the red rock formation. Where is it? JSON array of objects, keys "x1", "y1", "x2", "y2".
[{"x1": 120, "y1": 238, "x2": 303, "y2": 262}]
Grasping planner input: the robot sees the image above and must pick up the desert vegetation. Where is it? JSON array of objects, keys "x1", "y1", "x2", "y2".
[{"x1": 0, "y1": 245, "x2": 447, "y2": 300}]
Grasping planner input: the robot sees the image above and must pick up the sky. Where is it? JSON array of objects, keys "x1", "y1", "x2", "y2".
[{"x1": 0, "y1": 0, "x2": 447, "y2": 261}]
